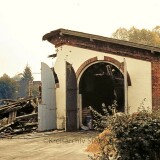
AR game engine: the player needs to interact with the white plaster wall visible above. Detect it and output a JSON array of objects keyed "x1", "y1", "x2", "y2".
[
  {"x1": 54, "y1": 48, "x2": 66, "y2": 129},
  {"x1": 126, "y1": 59, "x2": 152, "y2": 113},
  {"x1": 54, "y1": 45, "x2": 152, "y2": 128}
]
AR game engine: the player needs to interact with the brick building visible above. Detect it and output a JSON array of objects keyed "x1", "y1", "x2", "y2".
[{"x1": 41, "y1": 28, "x2": 160, "y2": 131}]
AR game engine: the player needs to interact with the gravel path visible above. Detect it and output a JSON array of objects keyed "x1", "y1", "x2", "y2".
[{"x1": 0, "y1": 130, "x2": 99, "y2": 160}]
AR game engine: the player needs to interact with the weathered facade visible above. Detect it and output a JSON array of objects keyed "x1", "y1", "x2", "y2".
[{"x1": 42, "y1": 28, "x2": 160, "y2": 130}]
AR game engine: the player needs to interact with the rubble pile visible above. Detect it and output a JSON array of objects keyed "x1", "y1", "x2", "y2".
[{"x1": 0, "y1": 97, "x2": 39, "y2": 137}]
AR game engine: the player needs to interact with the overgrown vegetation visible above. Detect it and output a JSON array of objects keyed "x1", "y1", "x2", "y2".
[{"x1": 88, "y1": 100, "x2": 160, "y2": 160}]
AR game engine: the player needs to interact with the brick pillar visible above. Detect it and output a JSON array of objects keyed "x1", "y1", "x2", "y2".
[{"x1": 152, "y1": 61, "x2": 160, "y2": 110}]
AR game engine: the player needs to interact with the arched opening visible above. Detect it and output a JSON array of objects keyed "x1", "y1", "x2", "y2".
[{"x1": 79, "y1": 62, "x2": 124, "y2": 125}]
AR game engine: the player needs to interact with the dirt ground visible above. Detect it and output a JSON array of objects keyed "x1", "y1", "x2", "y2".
[{"x1": 0, "y1": 130, "x2": 99, "y2": 160}]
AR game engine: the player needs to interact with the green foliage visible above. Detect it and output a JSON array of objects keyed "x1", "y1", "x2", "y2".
[
  {"x1": 89, "y1": 102, "x2": 160, "y2": 160},
  {"x1": 0, "y1": 74, "x2": 17, "y2": 99},
  {"x1": 21, "y1": 64, "x2": 34, "y2": 82},
  {"x1": 19, "y1": 64, "x2": 34, "y2": 97},
  {"x1": 89, "y1": 101, "x2": 118, "y2": 131},
  {"x1": 112, "y1": 26, "x2": 160, "y2": 47},
  {"x1": 111, "y1": 110, "x2": 160, "y2": 160}
]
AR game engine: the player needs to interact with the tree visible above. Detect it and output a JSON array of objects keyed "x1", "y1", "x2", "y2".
[
  {"x1": 112, "y1": 27, "x2": 129, "y2": 41},
  {"x1": 152, "y1": 26, "x2": 160, "y2": 37},
  {"x1": 0, "y1": 74, "x2": 17, "y2": 99},
  {"x1": 13, "y1": 73, "x2": 22, "y2": 81},
  {"x1": 21, "y1": 64, "x2": 34, "y2": 81},
  {"x1": 19, "y1": 64, "x2": 34, "y2": 97},
  {"x1": 112, "y1": 26, "x2": 160, "y2": 47}
]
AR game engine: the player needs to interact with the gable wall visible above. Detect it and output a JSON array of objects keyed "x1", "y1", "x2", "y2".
[{"x1": 52, "y1": 34, "x2": 160, "y2": 111}]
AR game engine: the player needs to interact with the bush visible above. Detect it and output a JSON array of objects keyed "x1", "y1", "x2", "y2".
[
  {"x1": 113, "y1": 110, "x2": 160, "y2": 160},
  {"x1": 88, "y1": 103, "x2": 160, "y2": 160}
]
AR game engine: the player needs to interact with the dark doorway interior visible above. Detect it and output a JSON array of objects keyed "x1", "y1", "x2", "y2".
[{"x1": 79, "y1": 62, "x2": 124, "y2": 123}]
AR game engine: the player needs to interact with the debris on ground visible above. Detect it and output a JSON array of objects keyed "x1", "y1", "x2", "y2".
[{"x1": 0, "y1": 97, "x2": 40, "y2": 138}]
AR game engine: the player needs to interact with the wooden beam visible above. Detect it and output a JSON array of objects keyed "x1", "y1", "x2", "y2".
[{"x1": 16, "y1": 113, "x2": 37, "y2": 121}]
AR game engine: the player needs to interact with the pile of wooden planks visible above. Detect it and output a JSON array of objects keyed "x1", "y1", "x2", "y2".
[{"x1": 0, "y1": 97, "x2": 39, "y2": 137}]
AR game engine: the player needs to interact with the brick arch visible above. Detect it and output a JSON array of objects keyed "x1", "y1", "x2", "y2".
[
  {"x1": 76, "y1": 56, "x2": 131, "y2": 86},
  {"x1": 104, "y1": 56, "x2": 131, "y2": 86},
  {"x1": 76, "y1": 57, "x2": 98, "y2": 78}
]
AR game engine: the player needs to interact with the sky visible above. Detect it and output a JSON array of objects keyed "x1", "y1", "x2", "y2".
[{"x1": 0, "y1": 0, "x2": 160, "y2": 80}]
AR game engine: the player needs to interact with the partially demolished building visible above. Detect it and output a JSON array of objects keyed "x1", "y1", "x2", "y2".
[{"x1": 39, "y1": 28, "x2": 160, "y2": 131}]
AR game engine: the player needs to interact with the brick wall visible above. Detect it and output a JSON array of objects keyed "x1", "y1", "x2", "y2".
[
  {"x1": 53, "y1": 34, "x2": 160, "y2": 62},
  {"x1": 152, "y1": 61, "x2": 160, "y2": 110}
]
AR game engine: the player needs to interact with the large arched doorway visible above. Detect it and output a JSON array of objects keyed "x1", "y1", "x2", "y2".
[{"x1": 79, "y1": 62, "x2": 124, "y2": 125}]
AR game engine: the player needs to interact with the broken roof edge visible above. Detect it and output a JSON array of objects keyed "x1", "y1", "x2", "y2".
[{"x1": 43, "y1": 28, "x2": 160, "y2": 53}]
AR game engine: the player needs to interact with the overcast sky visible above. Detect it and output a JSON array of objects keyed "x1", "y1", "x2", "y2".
[{"x1": 0, "y1": 0, "x2": 160, "y2": 80}]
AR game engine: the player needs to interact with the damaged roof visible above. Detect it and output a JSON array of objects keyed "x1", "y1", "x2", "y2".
[{"x1": 43, "y1": 28, "x2": 160, "y2": 54}]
